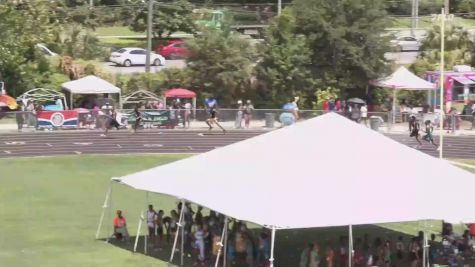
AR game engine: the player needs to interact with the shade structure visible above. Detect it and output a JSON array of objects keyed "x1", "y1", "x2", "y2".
[
  {"x1": 372, "y1": 66, "x2": 436, "y2": 90},
  {"x1": 61, "y1": 75, "x2": 121, "y2": 94},
  {"x1": 164, "y1": 88, "x2": 196, "y2": 98},
  {"x1": 61, "y1": 75, "x2": 121, "y2": 109},
  {"x1": 117, "y1": 113, "x2": 475, "y2": 229}
]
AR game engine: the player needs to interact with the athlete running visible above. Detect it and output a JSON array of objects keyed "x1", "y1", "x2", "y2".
[
  {"x1": 205, "y1": 106, "x2": 226, "y2": 133},
  {"x1": 132, "y1": 106, "x2": 142, "y2": 133},
  {"x1": 409, "y1": 116, "x2": 422, "y2": 148},
  {"x1": 422, "y1": 120, "x2": 438, "y2": 148}
]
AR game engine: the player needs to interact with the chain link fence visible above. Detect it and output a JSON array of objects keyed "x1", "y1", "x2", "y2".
[{"x1": 1, "y1": 109, "x2": 475, "y2": 134}]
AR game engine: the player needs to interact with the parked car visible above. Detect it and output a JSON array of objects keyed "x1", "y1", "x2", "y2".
[
  {"x1": 390, "y1": 36, "x2": 422, "y2": 52},
  {"x1": 109, "y1": 47, "x2": 166, "y2": 67},
  {"x1": 156, "y1": 40, "x2": 191, "y2": 59},
  {"x1": 36, "y1": 44, "x2": 58, "y2": 57}
]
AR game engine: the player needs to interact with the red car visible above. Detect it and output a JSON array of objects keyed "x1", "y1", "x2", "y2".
[{"x1": 156, "y1": 40, "x2": 191, "y2": 59}]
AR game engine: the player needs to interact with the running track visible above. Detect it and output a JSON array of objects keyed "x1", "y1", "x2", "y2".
[{"x1": 0, "y1": 129, "x2": 474, "y2": 159}]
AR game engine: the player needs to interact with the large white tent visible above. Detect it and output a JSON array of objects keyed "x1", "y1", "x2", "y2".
[
  {"x1": 61, "y1": 75, "x2": 121, "y2": 108},
  {"x1": 100, "y1": 113, "x2": 475, "y2": 266},
  {"x1": 371, "y1": 66, "x2": 436, "y2": 123}
]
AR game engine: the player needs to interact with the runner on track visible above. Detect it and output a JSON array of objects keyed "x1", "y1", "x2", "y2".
[
  {"x1": 409, "y1": 115, "x2": 422, "y2": 148},
  {"x1": 205, "y1": 106, "x2": 226, "y2": 133},
  {"x1": 422, "y1": 120, "x2": 438, "y2": 148}
]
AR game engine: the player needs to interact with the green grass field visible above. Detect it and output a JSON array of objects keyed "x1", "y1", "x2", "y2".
[
  {"x1": 390, "y1": 17, "x2": 475, "y2": 29},
  {"x1": 0, "y1": 155, "x2": 473, "y2": 267}
]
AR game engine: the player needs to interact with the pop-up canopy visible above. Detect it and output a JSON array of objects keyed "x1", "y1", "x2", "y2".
[
  {"x1": 163, "y1": 88, "x2": 196, "y2": 110},
  {"x1": 371, "y1": 66, "x2": 436, "y2": 123},
  {"x1": 61, "y1": 75, "x2": 121, "y2": 108}
]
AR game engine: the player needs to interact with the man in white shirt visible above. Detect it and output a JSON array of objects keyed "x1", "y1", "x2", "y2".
[
  {"x1": 147, "y1": 205, "x2": 157, "y2": 245},
  {"x1": 360, "y1": 105, "x2": 368, "y2": 126}
]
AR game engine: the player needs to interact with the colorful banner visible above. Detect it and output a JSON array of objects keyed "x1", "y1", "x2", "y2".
[{"x1": 37, "y1": 111, "x2": 78, "y2": 128}]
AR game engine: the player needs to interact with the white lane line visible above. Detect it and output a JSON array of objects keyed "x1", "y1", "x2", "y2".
[
  {"x1": 46, "y1": 143, "x2": 53, "y2": 147},
  {"x1": 197, "y1": 133, "x2": 204, "y2": 136},
  {"x1": 117, "y1": 144, "x2": 122, "y2": 148},
  {"x1": 143, "y1": 144, "x2": 163, "y2": 147},
  {"x1": 4, "y1": 151, "x2": 11, "y2": 154},
  {"x1": 74, "y1": 151, "x2": 82, "y2": 155},
  {"x1": 73, "y1": 142, "x2": 93, "y2": 145},
  {"x1": 188, "y1": 146, "x2": 193, "y2": 150},
  {"x1": 4, "y1": 141, "x2": 25, "y2": 145}
]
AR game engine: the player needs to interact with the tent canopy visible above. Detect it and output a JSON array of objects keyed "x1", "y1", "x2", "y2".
[
  {"x1": 61, "y1": 75, "x2": 121, "y2": 94},
  {"x1": 121, "y1": 90, "x2": 161, "y2": 108},
  {"x1": 164, "y1": 88, "x2": 196, "y2": 98},
  {"x1": 372, "y1": 66, "x2": 436, "y2": 90},
  {"x1": 117, "y1": 113, "x2": 475, "y2": 229}
]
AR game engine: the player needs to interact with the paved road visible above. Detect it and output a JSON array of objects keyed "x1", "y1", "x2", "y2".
[
  {"x1": 100, "y1": 60, "x2": 186, "y2": 75},
  {"x1": 385, "y1": 51, "x2": 419, "y2": 65},
  {"x1": 0, "y1": 130, "x2": 474, "y2": 159}
]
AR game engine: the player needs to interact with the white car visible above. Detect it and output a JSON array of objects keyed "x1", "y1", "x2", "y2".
[
  {"x1": 390, "y1": 36, "x2": 422, "y2": 52},
  {"x1": 36, "y1": 44, "x2": 58, "y2": 57},
  {"x1": 109, "y1": 47, "x2": 166, "y2": 67}
]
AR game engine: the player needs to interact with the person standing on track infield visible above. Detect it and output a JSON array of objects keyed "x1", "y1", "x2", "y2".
[
  {"x1": 205, "y1": 106, "x2": 226, "y2": 133},
  {"x1": 409, "y1": 115, "x2": 422, "y2": 148}
]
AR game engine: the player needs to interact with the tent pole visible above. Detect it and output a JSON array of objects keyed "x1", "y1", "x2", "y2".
[
  {"x1": 144, "y1": 192, "x2": 149, "y2": 255},
  {"x1": 269, "y1": 226, "x2": 277, "y2": 267},
  {"x1": 392, "y1": 90, "x2": 397, "y2": 124},
  {"x1": 193, "y1": 97, "x2": 196, "y2": 120},
  {"x1": 169, "y1": 199, "x2": 185, "y2": 264},
  {"x1": 223, "y1": 220, "x2": 228, "y2": 267},
  {"x1": 423, "y1": 220, "x2": 429, "y2": 267},
  {"x1": 214, "y1": 217, "x2": 229, "y2": 267},
  {"x1": 105, "y1": 180, "x2": 114, "y2": 243},
  {"x1": 95, "y1": 181, "x2": 112, "y2": 239},
  {"x1": 349, "y1": 224, "x2": 354, "y2": 267},
  {"x1": 70, "y1": 93, "x2": 73, "y2": 109},
  {"x1": 181, "y1": 212, "x2": 184, "y2": 267},
  {"x1": 133, "y1": 211, "x2": 144, "y2": 253}
]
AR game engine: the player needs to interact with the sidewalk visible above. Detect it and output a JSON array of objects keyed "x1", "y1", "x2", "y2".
[{"x1": 2, "y1": 120, "x2": 475, "y2": 136}]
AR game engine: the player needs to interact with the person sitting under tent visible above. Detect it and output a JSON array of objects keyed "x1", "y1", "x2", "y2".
[{"x1": 113, "y1": 210, "x2": 129, "y2": 241}]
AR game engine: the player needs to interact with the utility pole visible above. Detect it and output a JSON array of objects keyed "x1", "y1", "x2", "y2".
[
  {"x1": 145, "y1": 0, "x2": 153, "y2": 73},
  {"x1": 444, "y1": 0, "x2": 449, "y2": 14},
  {"x1": 89, "y1": 0, "x2": 93, "y2": 8},
  {"x1": 411, "y1": 0, "x2": 416, "y2": 37},
  {"x1": 415, "y1": 0, "x2": 419, "y2": 29},
  {"x1": 277, "y1": 0, "x2": 282, "y2": 15}
]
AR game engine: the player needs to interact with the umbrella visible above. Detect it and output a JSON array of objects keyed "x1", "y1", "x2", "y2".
[
  {"x1": 282, "y1": 103, "x2": 296, "y2": 111},
  {"x1": 0, "y1": 94, "x2": 18, "y2": 110},
  {"x1": 347, "y1": 98, "x2": 366, "y2": 105}
]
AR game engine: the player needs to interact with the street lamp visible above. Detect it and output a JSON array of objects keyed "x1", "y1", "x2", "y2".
[{"x1": 432, "y1": 9, "x2": 454, "y2": 159}]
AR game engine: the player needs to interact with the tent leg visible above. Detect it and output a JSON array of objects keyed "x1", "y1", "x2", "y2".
[
  {"x1": 144, "y1": 192, "x2": 149, "y2": 255},
  {"x1": 192, "y1": 97, "x2": 196, "y2": 120},
  {"x1": 96, "y1": 180, "x2": 112, "y2": 239},
  {"x1": 133, "y1": 211, "x2": 144, "y2": 253},
  {"x1": 181, "y1": 214, "x2": 184, "y2": 267},
  {"x1": 349, "y1": 224, "x2": 354, "y2": 267},
  {"x1": 214, "y1": 217, "x2": 229, "y2": 267},
  {"x1": 392, "y1": 90, "x2": 397, "y2": 124},
  {"x1": 223, "y1": 220, "x2": 228, "y2": 267},
  {"x1": 105, "y1": 181, "x2": 114, "y2": 243},
  {"x1": 423, "y1": 220, "x2": 430, "y2": 267},
  {"x1": 169, "y1": 199, "x2": 185, "y2": 264},
  {"x1": 269, "y1": 226, "x2": 277, "y2": 267}
]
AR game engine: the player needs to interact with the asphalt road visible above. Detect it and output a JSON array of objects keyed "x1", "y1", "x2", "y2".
[
  {"x1": 0, "y1": 130, "x2": 474, "y2": 159},
  {"x1": 100, "y1": 59, "x2": 186, "y2": 74},
  {"x1": 385, "y1": 51, "x2": 419, "y2": 65}
]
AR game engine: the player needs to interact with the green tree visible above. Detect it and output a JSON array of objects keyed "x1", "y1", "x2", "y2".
[
  {"x1": 186, "y1": 28, "x2": 255, "y2": 106},
  {"x1": 291, "y1": 0, "x2": 390, "y2": 94},
  {"x1": 0, "y1": 1, "x2": 60, "y2": 96},
  {"x1": 129, "y1": 0, "x2": 196, "y2": 38},
  {"x1": 255, "y1": 9, "x2": 316, "y2": 108}
]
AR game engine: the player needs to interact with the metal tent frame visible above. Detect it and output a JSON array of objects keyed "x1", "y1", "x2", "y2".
[
  {"x1": 121, "y1": 90, "x2": 162, "y2": 109},
  {"x1": 17, "y1": 88, "x2": 68, "y2": 109}
]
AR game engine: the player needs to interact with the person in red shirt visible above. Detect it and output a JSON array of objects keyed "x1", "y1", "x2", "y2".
[{"x1": 113, "y1": 210, "x2": 129, "y2": 241}]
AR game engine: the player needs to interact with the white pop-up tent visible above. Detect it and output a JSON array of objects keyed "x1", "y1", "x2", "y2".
[
  {"x1": 61, "y1": 75, "x2": 122, "y2": 108},
  {"x1": 97, "y1": 113, "x2": 475, "y2": 266},
  {"x1": 371, "y1": 66, "x2": 436, "y2": 123}
]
